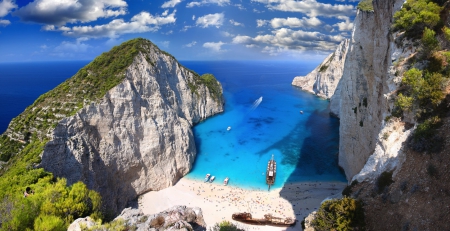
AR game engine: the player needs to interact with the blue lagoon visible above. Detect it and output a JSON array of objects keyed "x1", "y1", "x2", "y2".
[{"x1": 181, "y1": 61, "x2": 346, "y2": 190}]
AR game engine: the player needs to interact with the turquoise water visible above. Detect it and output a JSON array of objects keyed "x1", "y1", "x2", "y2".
[{"x1": 181, "y1": 61, "x2": 346, "y2": 190}]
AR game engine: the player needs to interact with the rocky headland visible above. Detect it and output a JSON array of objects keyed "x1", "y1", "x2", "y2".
[{"x1": 0, "y1": 38, "x2": 224, "y2": 217}]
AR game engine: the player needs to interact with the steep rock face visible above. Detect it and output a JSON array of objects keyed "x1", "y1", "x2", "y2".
[
  {"x1": 338, "y1": 0, "x2": 405, "y2": 181},
  {"x1": 40, "y1": 41, "x2": 224, "y2": 214},
  {"x1": 292, "y1": 39, "x2": 349, "y2": 117}
]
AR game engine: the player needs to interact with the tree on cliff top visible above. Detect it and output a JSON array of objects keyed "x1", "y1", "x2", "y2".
[
  {"x1": 312, "y1": 197, "x2": 365, "y2": 231},
  {"x1": 393, "y1": 0, "x2": 442, "y2": 38}
]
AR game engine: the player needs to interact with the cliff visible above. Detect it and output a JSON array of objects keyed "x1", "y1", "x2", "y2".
[
  {"x1": 294, "y1": 0, "x2": 408, "y2": 182},
  {"x1": 2, "y1": 38, "x2": 224, "y2": 215},
  {"x1": 292, "y1": 39, "x2": 349, "y2": 117}
]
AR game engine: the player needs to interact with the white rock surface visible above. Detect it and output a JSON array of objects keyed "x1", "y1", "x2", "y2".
[
  {"x1": 352, "y1": 119, "x2": 412, "y2": 183},
  {"x1": 40, "y1": 43, "x2": 224, "y2": 214},
  {"x1": 338, "y1": 0, "x2": 406, "y2": 181},
  {"x1": 292, "y1": 39, "x2": 349, "y2": 117}
]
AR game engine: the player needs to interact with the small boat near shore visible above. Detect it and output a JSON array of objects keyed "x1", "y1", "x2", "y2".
[
  {"x1": 227, "y1": 126, "x2": 231, "y2": 131},
  {"x1": 204, "y1": 174, "x2": 211, "y2": 182},
  {"x1": 223, "y1": 177, "x2": 229, "y2": 186},
  {"x1": 232, "y1": 212, "x2": 295, "y2": 227},
  {"x1": 266, "y1": 154, "x2": 276, "y2": 191},
  {"x1": 209, "y1": 176, "x2": 215, "y2": 183}
]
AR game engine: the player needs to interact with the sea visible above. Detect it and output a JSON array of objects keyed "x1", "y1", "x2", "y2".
[{"x1": 0, "y1": 60, "x2": 346, "y2": 190}]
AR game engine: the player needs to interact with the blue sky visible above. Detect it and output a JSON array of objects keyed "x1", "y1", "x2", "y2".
[{"x1": 0, "y1": 0, "x2": 360, "y2": 62}]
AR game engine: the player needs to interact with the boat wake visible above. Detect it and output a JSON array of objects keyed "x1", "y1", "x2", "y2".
[{"x1": 251, "y1": 96, "x2": 263, "y2": 110}]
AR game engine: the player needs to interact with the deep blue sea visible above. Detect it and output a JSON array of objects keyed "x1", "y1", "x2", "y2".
[{"x1": 0, "y1": 61, "x2": 346, "y2": 190}]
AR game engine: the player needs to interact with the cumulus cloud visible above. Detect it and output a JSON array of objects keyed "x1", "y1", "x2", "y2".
[
  {"x1": 232, "y1": 28, "x2": 344, "y2": 54},
  {"x1": 196, "y1": 13, "x2": 224, "y2": 28},
  {"x1": 333, "y1": 16, "x2": 353, "y2": 31},
  {"x1": 162, "y1": 0, "x2": 183, "y2": 8},
  {"x1": 59, "y1": 10, "x2": 176, "y2": 38},
  {"x1": 256, "y1": 19, "x2": 268, "y2": 27},
  {"x1": 252, "y1": 0, "x2": 354, "y2": 18},
  {"x1": 270, "y1": 17, "x2": 322, "y2": 29},
  {"x1": 13, "y1": 0, "x2": 127, "y2": 26},
  {"x1": 0, "y1": 19, "x2": 10, "y2": 26},
  {"x1": 187, "y1": 0, "x2": 230, "y2": 8},
  {"x1": 0, "y1": 0, "x2": 17, "y2": 17},
  {"x1": 203, "y1": 41, "x2": 226, "y2": 52},
  {"x1": 229, "y1": 19, "x2": 243, "y2": 26},
  {"x1": 184, "y1": 41, "x2": 197, "y2": 47}
]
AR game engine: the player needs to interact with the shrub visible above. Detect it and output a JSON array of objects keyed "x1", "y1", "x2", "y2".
[
  {"x1": 34, "y1": 215, "x2": 66, "y2": 231},
  {"x1": 209, "y1": 220, "x2": 244, "y2": 231},
  {"x1": 422, "y1": 27, "x2": 440, "y2": 56},
  {"x1": 443, "y1": 26, "x2": 450, "y2": 42},
  {"x1": 357, "y1": 0, "x2": 373, "y2": 12},
  {"x1": 312, "y1": 197, "x2": 365, "y2": 231},
  {"x1": 395, "y1": 93, "x2": 414, "y2": 112},
  {"x1": 393, "y1": 0, "x2": 442, "y2": 37},
  {"x1": 377, "y1": 171, "x2": 394, "y2": 194}
]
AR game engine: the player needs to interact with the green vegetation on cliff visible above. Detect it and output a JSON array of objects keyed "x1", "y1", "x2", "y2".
[
  {"x1": 312, "y1": 197, "x2": 365, "y2": 231},
  {"x1": 392, "y1": 0, "x2": 449, "y2": 151},
  {"x1": 357, "y1": 0, "x2": 373, "y2": 12}
]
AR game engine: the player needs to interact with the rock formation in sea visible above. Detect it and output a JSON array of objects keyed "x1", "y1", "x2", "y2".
[
  {"x1": 293, "y1": 0, "x2": 411, "y2": 182},
  {"x1": 292, "y1": 39, "x2": 349, "y2": 117},
  {"x1": 2, "y1": 38, "x2": 224, "y2": 215}
]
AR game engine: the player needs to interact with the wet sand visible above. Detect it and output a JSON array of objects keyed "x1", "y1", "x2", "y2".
[{"x1": 139, "y1": 178, "x2": 346, "y2": 230}]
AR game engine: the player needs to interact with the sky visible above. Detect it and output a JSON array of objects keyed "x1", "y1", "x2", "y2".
[{"x1": 0, "y1": 0, "x2": 360, "y2": 62}]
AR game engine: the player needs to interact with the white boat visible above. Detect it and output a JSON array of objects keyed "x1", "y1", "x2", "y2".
[
  {"x1": 300, "y1": 111, "x2": 303, "y2": 114},
  {"x1": 204, "y1": 174, "x2": 211, "y2": 182},
  {"x1": 224, "y1": 177, "x2": 229, "y2": 186},
  {"x1": 227, "y1": 126, "x2": 231, "y2": 131},
  {"x1": 209, "y1": 176, "x2": 215, "y2": 183}
]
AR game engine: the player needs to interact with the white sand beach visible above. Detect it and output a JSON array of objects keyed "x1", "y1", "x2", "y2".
[{"x1": 139, "y1": 178, "x2": 346, "y2": 230}]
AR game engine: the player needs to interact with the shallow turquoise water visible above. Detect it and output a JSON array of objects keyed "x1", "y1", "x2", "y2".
[{"x1": 181, "y1": 61, "x2": 346, "y2": 190}]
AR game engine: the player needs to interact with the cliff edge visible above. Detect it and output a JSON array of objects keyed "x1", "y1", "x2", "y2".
[{"x1": 292, "y1": 39, "x2": 349, "y2": 117}]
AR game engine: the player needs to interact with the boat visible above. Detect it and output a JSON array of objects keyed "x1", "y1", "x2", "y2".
[
  {"x1": 300, "y1": 110, "x2": 304, "y2": 114},
  {"x1": 227, "y1": 126, "x2": 231, "y2": 131},
  {"x1": 232, "y1": 212, "x2": 295, "y2": 227},
  {"x1": 204, "y1": 173, "x2": 211, "y2": 182},
  {"x1": 223, "y1": 177, "x2": 229, "y2": 186},
  {"x1": 209, "y1": 176, "x2": 215, "y2": 183},
  {"x1": 266, "y1": 154, "x2": 276, "y2": 191}
]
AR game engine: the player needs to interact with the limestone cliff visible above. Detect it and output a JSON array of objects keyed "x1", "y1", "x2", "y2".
[
  {"x1": 32, "y1": 38, "x2": 224, "y2": 214},
  {"x1": 292, "y1": 39, "x2": 349, "y2": 117},
  {"x1": 293, "y1": 0, "x2": 412, "y2": 182},
  {"x1": 338, "y1": 0, "x2": 407, "y2": 181}
]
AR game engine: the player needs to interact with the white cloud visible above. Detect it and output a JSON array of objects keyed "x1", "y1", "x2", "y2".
[
  {"x1": 61, "y1": 11, "x2": 176, "y2": 38},
  {"x1": 229, "y1": 19, "x2": 243, "y2": 27},
  {"x1": 162, "y1": 0, "x2": 183, "y2": 8},
  {"x1": 181, "y1": 25, "x2": 192, "y2": 32},
  {"x1": 196, "y1": 13, "x2": 224, "y2": 28},
  {"x1": 203, "y1": 41, "x2": 226, "y2": 52},
  {"x1": 192, "y1": 15, "x2": 195, "y2": 20},
  {"x1": 161, "y1": 41, "x2": 170, "y2": 48},
  {"x1": 0, "y1": 0, "x2": 16, "y2": 17},
  {"x1": 13, "y1": 0, "x2": 127, "y2": 26},
  {"x1": 40, "y1": 44, "x2": 48, "y2": 49},
  {"x1": 187, "y1": 0, "x2": 230, "y2": 7},
  {"x1": 251, "y1": 0, "x2": 355, "y2": 18},
  {"x1": 235, "y1": 4, "x2": 246, "y2": 10},
  {"x1": 270, "y1": 17, "x2": 322, "y2": 29},
  {"x1": 0, "y1": 19, "x2": 10, "y2": 26},
  {"x1": 256, "y1": 19, "x2": 268, "y2": 27},
  {"x1": 54, "y1": 39, "x2": 91, "y2": 53},
  {"x1": 333, "y1": 16, "x2": 353, "y2": 31},
  {"x1": 184, "y1": 41, "x2": 197, "y2": 47},
  {"x1": 232, "y1": 28, "x2": 344, "y2": 53},
  {"x1": 221, "y1": 31, "x2": 234, "y2": 37}
]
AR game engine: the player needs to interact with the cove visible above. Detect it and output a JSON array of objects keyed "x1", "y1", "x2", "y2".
[{"x1": 181, "y1": 61, "x2": 347, "y2": 190}]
